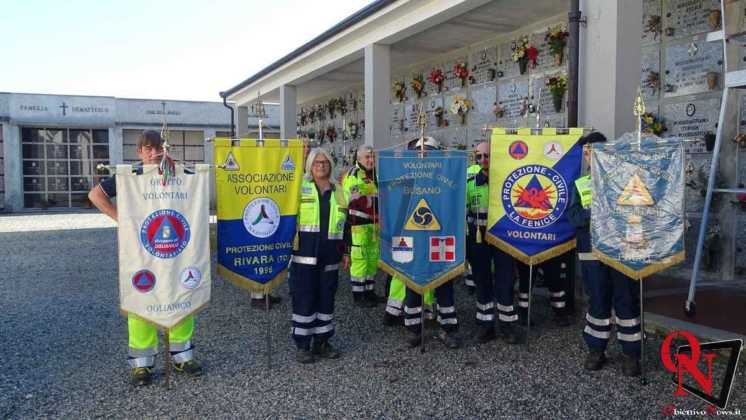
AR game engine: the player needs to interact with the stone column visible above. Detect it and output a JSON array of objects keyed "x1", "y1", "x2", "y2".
[
  {"x1": 364, "y1": 43, "x2": 391, "y2": 148},
  {"x1": 236, "y1": 105, "x2": 249, "y2": 137},
  {"x1": 108, "y1": 127, "x2": 123, "y2": 164},
  {"x1": 3, "y1": 123, "x2": 22, "y2": 211},
  {"x1": 578, "y1": 0, "x2": 643, "y2": 138},
  {"x1": 280, "y1": 85, "x2": 297, "y2": 139}
]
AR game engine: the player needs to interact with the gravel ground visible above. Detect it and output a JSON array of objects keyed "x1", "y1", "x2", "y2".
[{"x1": 1, "y1": 214, "x2": 744, "y2": 419}]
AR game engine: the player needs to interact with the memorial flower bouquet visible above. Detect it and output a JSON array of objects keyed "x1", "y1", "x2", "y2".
[
  {"x1": 392, "y1": 80, "x2": 406, "y2": 102},
  {"x1": 545, "y1": 25, "x2": 569, "y2": 66},
  {"x1": 326, "y1": 126, "x2": 337, "y2": 143},
  {"x1": 641, "y1": 112, "x2": 667, "y2": 135},
  {"x1": 411, "y1": 73, "x2": 426, "y2": 98},
  {"x1": 546, "y1": 75, "x2": 567, "y2": 112},
  {"x1": 327, "y1": 98, "x2": 340, "y2": 119},
  {"x1": 428, "y1": 68, "x2": 445, "y2": 92},
  {"x1": 512, "y1": 36, "x2": 538, "y2": 74},
  {"x1": 644, "y1": 15, "x2": 662, "y2": 40},
  {"x1": 337, "y1": 96, "x2": 347, "y2": 116},
  {"x1": 644, "y1": 71, "x2": 660, "y2": 93},
  {"x1": 453, "y1": 62, "x2": 469, "y2": 87},
  {"x1": 449, "y1": 96, "x2": 472, "y2": 125},
  {"x1": 493, "y1": 102, "x2": 505, "y2": 119},
  {"x1": 434, "y1": 106, "x2": 447, "y2": 127}
]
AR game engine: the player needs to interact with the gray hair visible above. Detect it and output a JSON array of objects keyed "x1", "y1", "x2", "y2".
[
  {"x1": 357, "y1": 144, "x2": 374, "y2": 156},
  {"x1": 305, "y1": 147, "x2": 337, "y2": 183}
]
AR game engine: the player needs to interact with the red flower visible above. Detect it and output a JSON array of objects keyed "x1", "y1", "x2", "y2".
[{"x1": 526, "y1": 46, "x2": 539, "y2": 67}]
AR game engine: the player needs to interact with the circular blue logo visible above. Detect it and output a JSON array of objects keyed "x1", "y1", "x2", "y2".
[
  {"x1": 140, "y1": 209, "x2": 191, "y2": 258},
  {"x1": 501, "y1": 165, "x2": 568, "y2": 229}
]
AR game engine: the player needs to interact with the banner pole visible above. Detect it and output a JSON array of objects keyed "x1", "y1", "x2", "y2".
[
  {"x1": 640, "y1": 277, "x2": 647, "y2": 385},
  {"x1": 526, "y1": 264, "x2": 533, "y2": 351},
  {"x1": 420, "y1": 305, "x2": 426, "y2": 353},
  {"x1": 164, "y1": 329, "x2": 172, "y2": 389},
  {"x1": 266, "y1": 292, "x2": 272, "y2": 370}
]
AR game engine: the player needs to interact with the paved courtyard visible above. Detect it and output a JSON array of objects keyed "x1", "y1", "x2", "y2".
[{"x1": 0, "y1": 214, "x2": 743, "y2": 419}]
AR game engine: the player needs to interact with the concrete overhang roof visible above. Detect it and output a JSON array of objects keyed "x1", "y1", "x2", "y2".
[{"x1": 223, "y1": 0, "x2": 569, "y2": 106}]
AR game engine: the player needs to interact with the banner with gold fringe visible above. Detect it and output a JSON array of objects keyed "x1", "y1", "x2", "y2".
[
  {"x1": 377, "y1": 149, "x2": 467, "y2": 294},
  {"x1": 486, "y1": 128, "x2": 583, "y2": 265},
  {"x1": 215, "y1": 138, "x2": 303, "y2": 292},
  {"x1": 590, "y1": 133, "x2": 685, "y2": 280}
]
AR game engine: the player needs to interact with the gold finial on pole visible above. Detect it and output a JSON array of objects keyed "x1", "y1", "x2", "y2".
[
  {"x1": 633, "y1": 88, "x2": 646, "y2": 151},
  {"x1": 416, "y1": 102, "x2": 427, "y2": 154}
]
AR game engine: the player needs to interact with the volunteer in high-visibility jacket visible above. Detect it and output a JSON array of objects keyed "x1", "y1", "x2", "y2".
[
  {"x1": 464, "y1": 163, "x2": 481, "y2": 293},
  {"x1": 88, "y1": 130, "x2": 202, "y2": 386},
  {"x1": 567, "y1": 132, "x2": 641, "y2": 377},
  {"x1": 290, "y1": 147, "x2": 347, "y2": 364},
  {"x1": 467, "y1": 141, "x2": 520, "y2": 344},
  {"x1": 342, "y1": 145, "x2": 382, "y2": 307}
]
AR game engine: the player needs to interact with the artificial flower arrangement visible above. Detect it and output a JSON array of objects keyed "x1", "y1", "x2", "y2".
[
  {"x1": 449, "y1": 96, "x2": 472, "y2": 125},
  {"x1": 347, "y1": 121, "x2": 359, "y2": 139},
  {"x1": 493, "y1": 102, "x2": 505, "y2": 119},
  {"x1": 545, "y1": 25, "x2": 569, "y2": 66},
  {"x1": 641, "y1": 112, "x2": 667, "y2": 136},
  {"x1": 512, "y1": 36, "x2": 538, "y2": 74},
  {"x1": 337, "y1": 96, "x2": 347, "y2": 116},
  {"x1": 411, "y1": 74, "x2": 426, "y2": 98},
  {"x1": 644, "y1": 71, "x2": 660, "y2": 93},
  {"x1": 434, "y1": 106, "x2": 447, "y2": 127},
  {"x1": 546, "y1": 75, "x2": 568, "y2": 112},
  {"x1": 327, "y1": 98, "x2": 340, "y2": 119},
  {"x1": 299, "y1": 108, "x2": 308, "y2": 126},
  {"x1": 428, "y1": 68, "x2": 445, "y2": 92},
  {"x1": 644, "y1": 15, "x2": 662, "y2": 40},
  {"x1": 326, "y1": 126, "x2": 337, "y2": 143},
  {"x1": 392, "y1": 80, "x2": 407, "y2": 102},
  {"x1": 453, "y1": 62, "x2": 470, "y2": 87}
]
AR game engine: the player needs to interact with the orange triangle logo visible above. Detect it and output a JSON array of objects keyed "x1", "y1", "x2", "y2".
[{"x1": 617, "y1": 174, "x2": 654, "y2": 206}]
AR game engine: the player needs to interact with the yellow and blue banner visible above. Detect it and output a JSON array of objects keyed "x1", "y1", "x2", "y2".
[
  {"x1": 591, "y1": 135, "x2": 685, "y2": 279},
  {"x1": 378, "y1": 149, "x2": 467, "y2": 294},
  {"x1": 486, "y1": 128, "x2": 583, "y2": 264},
  {"x1": 215, "y1": 138, "x2": 303, "y2": 292}
]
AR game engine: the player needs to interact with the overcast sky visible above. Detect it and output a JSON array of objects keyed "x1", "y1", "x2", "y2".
[{"x1": 0, "y1": 0, "x2": 371, "y2": 102}]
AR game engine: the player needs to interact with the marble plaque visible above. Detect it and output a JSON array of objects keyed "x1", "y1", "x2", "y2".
[
  {"x1": 470, "y1": 47, "x2": 498, "y2": 85},
  {"x1": 661, "y1": 96, "x2": 720, "y2": 151},
  {"x1": 496, "y1": 41, "x2": 520, "y2": 80},
  {"x1": 496, "y1": 78, "x2": 530, "y2": 125},
  {"x1": 444, "y1": 55, "x2": 469, "y2": 93},
  {"x1": 681, "y1": 215, "x2": 721, "y2": 269},
  {"x1": 468, "y1": 127, "x2": 490, "y2": 149},
  {"x1": 531, "y1": 27, "x2": 566, "y2": 72},
  {"x1": 404, "y1": 101, "x2": 421, "y2": 134},
  {"x1": 642, "y1": 0, "x2": 663, "y2": 44},
  {"x1": 641, "y1": 46, "x2": 661, "y2": 102},
  {"x1": 663, "y1": 39, "x2": 722, "y2": 98},
  {"x1": 470, "y1": 84, "x2": 498, "y2": 126},
  {"x1": 441, "y1": 127, "x2": 468, "y2": 150},
  {"x1": 663, "y1": 0, "x2": 720, "y2": 41},
  {"x1": 424, "y1": 96, "x2": 444, "y2": 130},
  {"x1": 684, "y1": 156, "x2": 712, "y2": 213},
  {"x1": 737, "y1": 216, "x2": 746, "y2": 270},
  {"x1": 390, "y1": 104, "x2": 405, "y2": 136}
]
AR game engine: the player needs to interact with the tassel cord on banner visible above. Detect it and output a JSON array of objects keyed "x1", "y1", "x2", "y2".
[
  {"x1": 527, "y1": 264, "x2": 533, "y2": 351},
  {"x1": 640, "y1": 277, "x2": 647, "y2": 386},
  {"x1": 266, "y1": 292, "x2": 272, "y2": 370}
]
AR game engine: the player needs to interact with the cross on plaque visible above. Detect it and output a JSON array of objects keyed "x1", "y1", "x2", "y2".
[{"x1": 59, "y1": 102, "x2": 68, "y2": 116}]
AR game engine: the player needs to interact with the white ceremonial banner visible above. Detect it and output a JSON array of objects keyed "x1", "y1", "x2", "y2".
[{"x1": 116, "y1": 164, "x2": 211, "y2": 329}]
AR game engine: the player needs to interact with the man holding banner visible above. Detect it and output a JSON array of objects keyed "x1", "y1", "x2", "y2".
[
  {"x1": 468, "y1": 142, "x2": 519, "y2": 344},
  {"x1": 378, "y1": 137, "x2": 466, "y2": 349},
  {"x1": 89, "y1": 130, "x2": 207, "y2": 386}
]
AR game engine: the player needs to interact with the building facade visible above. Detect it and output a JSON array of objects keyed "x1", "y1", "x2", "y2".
[{"x1": 0, "y1": 92, "x2": 279, "y2": 211}]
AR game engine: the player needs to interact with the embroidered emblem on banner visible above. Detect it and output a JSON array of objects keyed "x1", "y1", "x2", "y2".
[
  {"x1": 132, "y1": 269, "x2": 156, "y2": 293},
  {"x1": 617, "y1": 174, "x2": 654, "y2": 206},
  {"x1": 180, "y1": 267, "x2": 202, "y2": 289},
  {"x1": 404, "y1": 198, "x2": 441, "y2": 231},
  {"x1": 242, "y1": 198, "x2": 280, "y2": 238},
  {"x1": 223, "y1": 152, "x2": 240, "y2": 171},
  {"x1": 543, "y1": 142, "x2": 563, "y2": 159},
  {"x1": 140, "y1": 209, "x2": 191, "y2": 258},
  {"x1": 509, "y1": 140, "x2": 529, "y2": 160},
  {"x1": 502, "y1": 165, "x2": 567, "y2": 229},
  {"x1": 392, "y1": 236, "x2": 414, "y2": 263},
  {"x1": 429, "y1": 236, "x2": 455, "y2": 262},
  {"x1": 281, "y1": 155, "x2": 296, "y2": 172}
]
